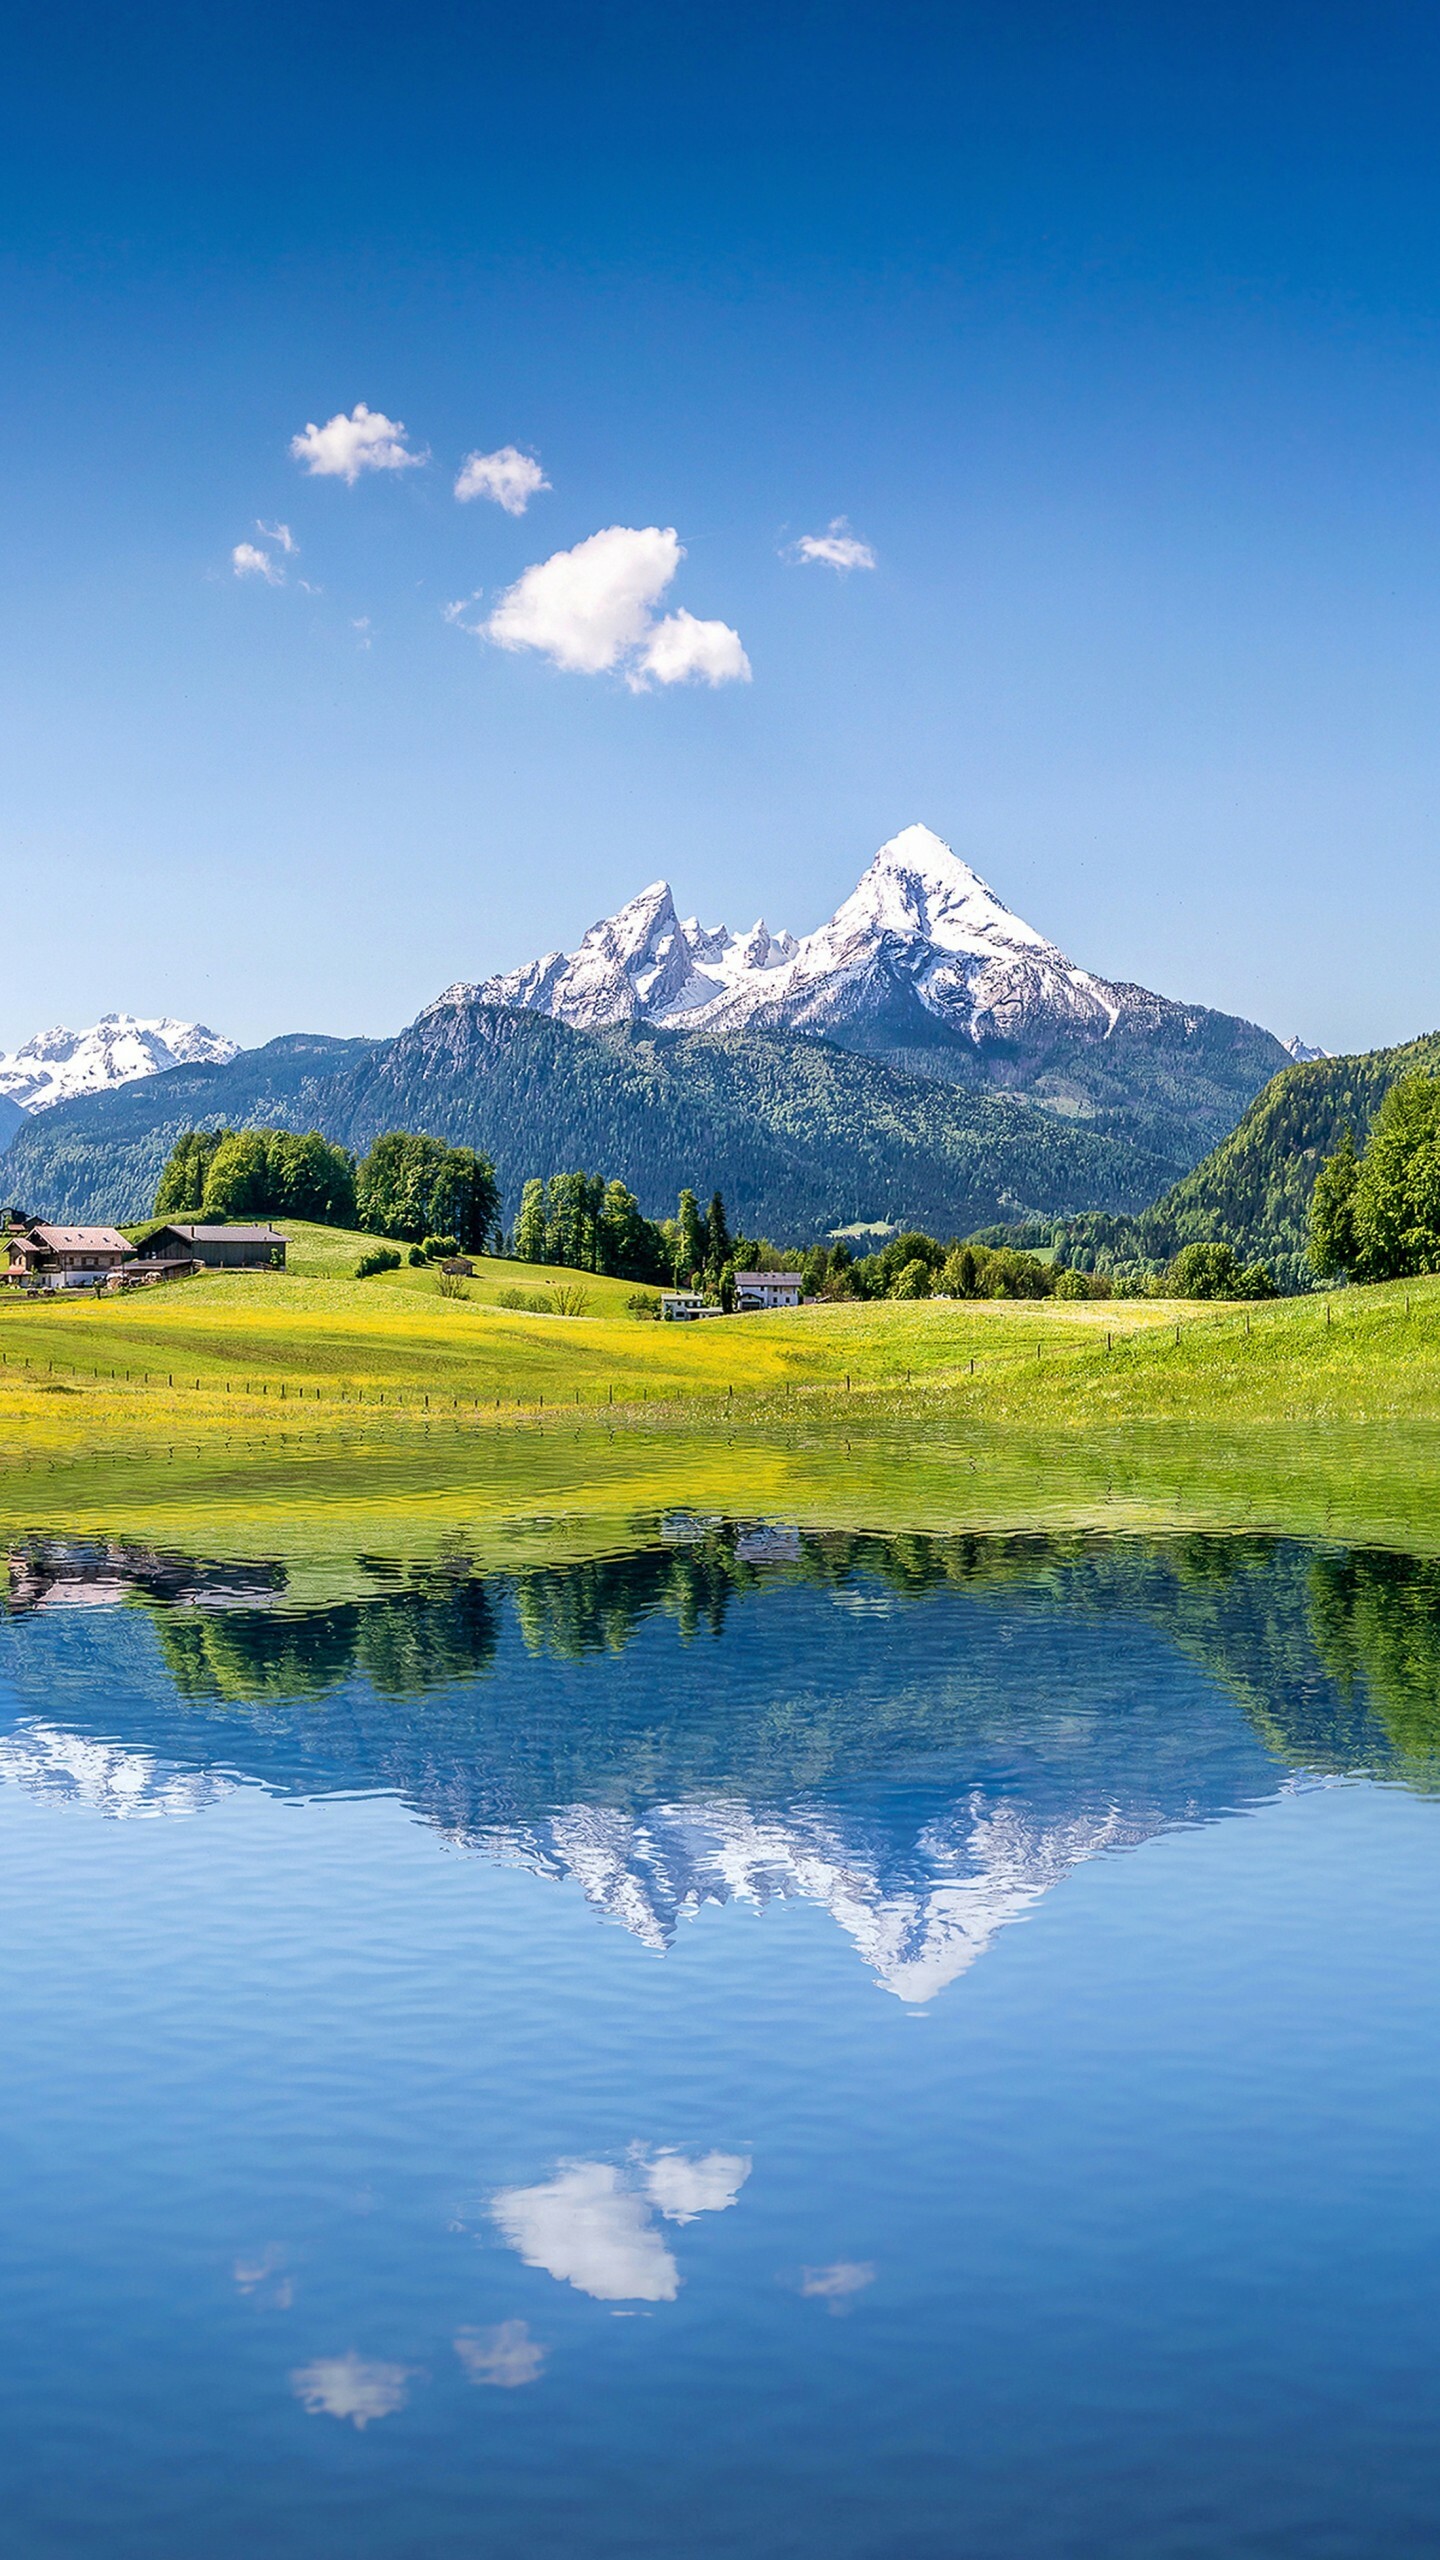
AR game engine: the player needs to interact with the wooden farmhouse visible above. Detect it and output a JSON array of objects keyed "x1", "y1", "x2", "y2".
[{"x1": 136, "y1": 1225, "x2": 287, "y2": 1271}]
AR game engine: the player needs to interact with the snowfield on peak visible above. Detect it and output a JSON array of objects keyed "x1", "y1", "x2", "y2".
[
  {"x1": 458, "y1": 825, "x2": 1143, "y2": 1049},
  {"x1": 0, "y1": 1014, "x2": 238, "y2": 1115}
]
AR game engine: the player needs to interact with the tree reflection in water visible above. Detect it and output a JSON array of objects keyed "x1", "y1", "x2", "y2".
[{"x1": 3, "y1": 1522, "x2": 1440, "y2": 1994}]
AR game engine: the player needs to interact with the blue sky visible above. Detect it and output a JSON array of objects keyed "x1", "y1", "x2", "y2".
[{"x1": 5, "y1": 1, "x2": 1440, "y2": 1055}]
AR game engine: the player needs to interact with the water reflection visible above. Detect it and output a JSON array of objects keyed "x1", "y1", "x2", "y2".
[
  {"x1": 454, "y1": 2321, "x2": 546, "y2": 2388},
  {"x1": 4, "y1": 1523, "x2": 1440, "y2": 1999},
  {"x1": 490, "y1": 2149, "x2": 749, "y2": 2304},
  {"x1": 290, "y1": 2351, "x2": 412, "y2": 2430},
  {"x1": 7, "y1": 1522, "x2": 1440, "y2": 2559}
]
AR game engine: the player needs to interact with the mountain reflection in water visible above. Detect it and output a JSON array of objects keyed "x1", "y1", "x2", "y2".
[{"x1": 2, "y1": 1523, "x2": 1438, "y2": 1999}]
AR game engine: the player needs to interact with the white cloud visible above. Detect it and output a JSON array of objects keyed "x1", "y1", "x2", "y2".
[
  {"x1": 789, "y1": 517, "x2": 876, "y2": 571},
  {"x1": 256, "y1": 520, "x2": 296, "y2": 553},
  {"x1": 290, "y1": 2352, "x2": 412, "y2": 2427},
  {"x1": 455, "y1": 445, "x2": 550, "y2": 513},
  {"x1": 481, "y1": 524, "x2": 749, "y2": 688},
  {"x1": 633, "y1": 608, "x2": 751, "y2": 690},
  {"x1": 487, "y1": 524, "x2": 680, "y2": 673},
  {"x1": 491, "y1": 2161, "x2": 679, "y2": 2301},
  {"x1": 454, "y1": 2321, "x2": 546, "y2": 2388},
  {"x1": 644, "y1": 2150, "x2": 751, "y2": 2223},
  {"x1": 232, "y1": 541, "x2": 282, "y2": 583},
  {"x1": 289, "y1": 402, "x2": 425, "y2": 483}
]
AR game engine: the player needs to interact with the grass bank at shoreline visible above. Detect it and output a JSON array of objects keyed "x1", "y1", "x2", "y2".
[{"x1": 2, "y1": 1228, "x2": 1440, "y2": 1565}]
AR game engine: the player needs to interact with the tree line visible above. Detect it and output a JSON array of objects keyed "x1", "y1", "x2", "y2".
[
  {"x1": 797, "y1": 1229, "x2": 1274, "y2": 1302},
  {"x1": 153, "y1": 1126, "x2": 500, "y2": 1253},
  {"x1": 512, "y1": 1175, "x2": 777, "y2": 1305},
  {"x1": 148, "y1": 1125, "x2": 1288, "y2": 1304}
]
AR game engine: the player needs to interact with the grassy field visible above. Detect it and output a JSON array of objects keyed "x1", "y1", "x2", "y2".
[
  {"x1": 4, "y1": 1222, "x2": 1177, "y2": 1410},
  {"x1": 2, "y1": 1224, "x2": 1440, "y2": 1568}
]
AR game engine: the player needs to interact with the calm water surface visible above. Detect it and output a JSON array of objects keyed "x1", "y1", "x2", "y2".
[{"x1": 4, "y1": 1521, "x2": 1440, "y2": 2558}]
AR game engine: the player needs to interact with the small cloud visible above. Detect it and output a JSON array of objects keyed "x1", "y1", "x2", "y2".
[
  {"x1": 632, "y1": 608, "x2": 750, "y2": 691},
  {"x1": 644, "y1": 2150, "x2": 751, "y2": 2223},
  {"x1": 479, "y1": 525, "x2": 748, "y2": 689},
  {"x1": 232, "y1": 541, "x2": 282, "y2": 583},
  {"x1": 351, "y1": 616, "x2": 372, "y2": 648},
  {"x1": 256, "y1": 520, "x2": 296, "y2": 554},
  {"x1": 289, "y1": 402, "x2": 426, "y2": 483},
  {"x1": 442, "y1": 591, "x2": 484, "y2": 633},
  {"x1": 455, "y1": 2321, "x2": 546, "y2": 2388},
  {"x1": 290, "y1": 2351, "x2": 412, "y2": 2427},
  {"x1": 788, "y1": 517, "x2": 876, "y2": 572},
  {"x1": 455, "y1": 445, "x2": 550, "y2": 514},
  {"x1": 798, "y1": 2260, "x2": 875, "y2": 2312}
]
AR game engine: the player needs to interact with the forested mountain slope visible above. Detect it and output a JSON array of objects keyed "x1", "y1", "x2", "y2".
[
  {"x1": 1065, "y1": 1031, "x2": 1440, "y2": 1289},
  {"x1": 316, "y1": 996, "x2": 1178, "y2": 1235},
  {"x1": 1, "y1": 999, "x2": 1174, "y2": 1239}
]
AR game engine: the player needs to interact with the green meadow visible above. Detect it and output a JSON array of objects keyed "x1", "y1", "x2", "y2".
[{"x1": 4, "y1": 1221, "x2": 1440, "y2": 1568}]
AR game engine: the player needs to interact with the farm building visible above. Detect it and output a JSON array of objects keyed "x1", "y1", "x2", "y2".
[{"x1": 136, "y1": 1225, "x2": 287, "y2": 1270}]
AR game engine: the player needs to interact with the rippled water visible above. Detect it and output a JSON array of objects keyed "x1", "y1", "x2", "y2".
[{"x1": 4, "y1": 1520, "x2": 1440, "y2": 2557}]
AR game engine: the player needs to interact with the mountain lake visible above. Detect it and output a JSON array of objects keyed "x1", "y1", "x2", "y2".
[{"x1": 3, "y1": 1511, "x2": 1440, "y2": 2557}]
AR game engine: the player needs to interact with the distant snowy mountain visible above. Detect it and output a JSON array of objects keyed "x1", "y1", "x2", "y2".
[
  {"x1": 449, "y1": 827, "x2": 1290, "y2": 1169},
  {"x1": 1284, "y1": 1036, "x2": 1329, "y2": 1063},
  {"x1": 0, "y1": 1014, "x2": 237, "y2": 1116}
]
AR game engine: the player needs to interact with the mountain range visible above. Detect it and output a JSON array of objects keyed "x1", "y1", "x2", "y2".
[
  {"x1": 0, "y1": 1014, "x2": 236, "y2": 1147},
  {"x1": 0, "y1": 827, "x2": 1304, "y2": 1237},
  {"x1": 463, "y1": 825, "x2": 1293, "y2": 1161}
]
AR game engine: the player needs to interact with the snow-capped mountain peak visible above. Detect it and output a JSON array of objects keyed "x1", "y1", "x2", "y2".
[
  {"x1": 0, "y1": 1014, "x2": 238, "y2": 1114},
  {"x1": 459, "y1": 822, "x2": 1127, "y2": 1053},
  {"x1": 834, "y1": 822, "x2": 1050, "y2": 957}
]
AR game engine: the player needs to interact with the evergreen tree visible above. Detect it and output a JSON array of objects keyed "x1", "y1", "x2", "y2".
[
  {"x1": 514, "y1": 1178, "x2": 548, "y2": 1263},
  {"x1": 704, "y1": 1191, "x2": 732, "y2": 1284},
  {"x1": 675, "y1": 1188, "x2": 706, "y2": 1285}
]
